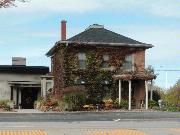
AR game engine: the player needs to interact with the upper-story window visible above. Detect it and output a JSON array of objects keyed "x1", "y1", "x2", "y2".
[
  {"x1": 101, "y1": 54, "x2": 109, "y2": 68},
  {"x1": 78, "y1": 53, "x2": 86, "y2": 69},
  {"x1": 122, "y1": 54, "x2": 133, "y2": 71},
  {"x1": 75, "y1": 76, "x2": 87, "y2": 85}
]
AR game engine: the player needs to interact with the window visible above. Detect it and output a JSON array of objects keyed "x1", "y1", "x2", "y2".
[
  {"x1": 122, "y1": 54, "x2": 133, "y2": 71},
  {"x1": 101, "y1": 79, "x2": 112, "y2": 85},
  {"x1": 78, "y1": 53, "x2": 86, "y2": 69},
  {"x1": 75, "y1": 76, "x2": 87, "y2": 85},
  {"x1": 101, "y1": 54, "x2": 109, "y2": 68}
]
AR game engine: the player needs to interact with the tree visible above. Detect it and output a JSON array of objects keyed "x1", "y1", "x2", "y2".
[
  {"x1": 0, "y1": 0, "x2": 28, "y2": 8},
  {"x1": 163, "y1": 79, "x2": 180, "y2": 109},
  {"x1": 150, "y1": 84, "x2": 164, "y2": 102}
]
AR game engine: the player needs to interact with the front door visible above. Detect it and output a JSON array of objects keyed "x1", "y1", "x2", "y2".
[{"x1": 21, "y1": 88, "x2": 38, "y2": 109}]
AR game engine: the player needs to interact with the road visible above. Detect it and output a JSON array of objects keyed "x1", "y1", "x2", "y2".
[
  {"x1": 0, "y1": 121, "x2": 180, "y2": 135},
  {"x1": 0, "y1": 111, "x2": 179, "y2": 135},
  {"x1": 0, "y1": 111, "x2": 179, "y2": 122}
]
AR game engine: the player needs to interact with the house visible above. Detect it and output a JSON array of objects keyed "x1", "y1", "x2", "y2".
[
  {"x1": 46, "y1": 20, "x2": 156, "y2": 110},
  {"x1": 0, "y1": 57, "x2": 53, "y2": 109}
]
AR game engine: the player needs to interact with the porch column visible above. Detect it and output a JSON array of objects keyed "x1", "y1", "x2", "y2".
[
  {"x1": 128, "y1": 80, "x2": 132, "y2": 110},
  {"x1": 145, "y1": 81, "x2": 148, "y2": 110},
  {"x1": 16, "y1": 87, "x2": 19, "y2": 109},
  {"x1": 118, "y1": 80, "x2": 122, "y2": 105},
  {"x1": 10, "y1": 86, "x2": 13, "y2": 101},
  {"x1": 19, "y1": 89, "x2": 21, "y2": 108},
  {"x1": 41, "y1": 78, "x2": 46, "y2": 98},
  {"x1": 150, "y1": 80, "x2": 153, "y2": 100}
]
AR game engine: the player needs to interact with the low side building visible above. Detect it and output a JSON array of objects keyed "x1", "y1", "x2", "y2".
[{"x1": 0, "y1": 57, "x2": 53, "y2": 109}]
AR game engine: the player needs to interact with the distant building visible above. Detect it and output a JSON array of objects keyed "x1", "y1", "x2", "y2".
[
  {"x1": 0, "y1": 57, "x2": 53, "y2": 109},
  {"x1": 47, "y1": 21, "x2": 156, "y2": 110}
]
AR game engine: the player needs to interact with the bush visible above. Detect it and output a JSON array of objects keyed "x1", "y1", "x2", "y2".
[
  {"x1": 165, "y1": 104, "x2": 179, "y2": 112},
  {"x1": 4, "y1": 105, "x2": 11, "y2": 111},
  {"x1": 103, "y1": 98, "x2": 113, "y2": 110},
  {"x1": 148, "y1": 100, "x2": 158, "y2": 109},
  {"x1": 113, "y1": 98, "x2": 120, "y2": 108},
  {"x1": 36, "y1": 97, "x2": 63, "y2": 112},
  {"x1": 83, "y1": 104, "x2": 94, "y2": 110},
  {"x1": 0, "y1": 100, "x2": 13, "y2": 111},
  {"x1": 114, "y1": 98, "x2": 128, "y2": 109},
  {"x1": 62, "y1": 92, "x2": 86, "y2": 111},
  {"x1": 56, "y1": 100, "x2": 66, "y2": 111},
  {"x1": 151, "y1": 106, "x2": 160, "y2": 110},
  {"x1": 34, "y1": 98, "x2": 45, "y2": 109},
  {"x1": 120, "y1": 100, "x2": 128, "y2": 109},
  {"x1": 35, "y1": 91, "x2": 87, "y2": 112},
  {"x1": 162, "y1": 79, "x2": 180, "y2": 112},
  {"x1": 0, "y1": 100, "x2": 9, "y2": 107},
  {"x1": 103, "y1": 98, "x2": 113, "y2": 104}
]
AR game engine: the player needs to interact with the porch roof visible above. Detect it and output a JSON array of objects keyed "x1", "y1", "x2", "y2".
[
  {"x1": 113, "y1": 71, "x2": 156, "y2": 81},
  {"x1": 9, "y1": 81, "x2": 41, "y2": 87}
]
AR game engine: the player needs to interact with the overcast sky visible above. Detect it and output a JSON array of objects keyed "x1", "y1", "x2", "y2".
[{"x1": 0, "y1": 0, "x2": 179, "y2": 88}]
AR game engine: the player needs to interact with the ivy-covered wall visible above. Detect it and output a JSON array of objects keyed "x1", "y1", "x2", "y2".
[
  {"x1": 51, "y1": 43, "x2": 146, "y2": 102},
  {"x1": 51, "y1": 45, "x2": 66, "y2": 96}
]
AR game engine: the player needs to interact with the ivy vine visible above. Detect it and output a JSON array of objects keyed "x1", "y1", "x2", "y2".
[{"x1": 59, "y1": 44, "x2": 139, "y2": 103}]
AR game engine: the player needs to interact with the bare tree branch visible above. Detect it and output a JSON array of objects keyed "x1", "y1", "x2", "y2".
[{"x1": 0, "y1": 0, "x2": 29, "y2": 8}]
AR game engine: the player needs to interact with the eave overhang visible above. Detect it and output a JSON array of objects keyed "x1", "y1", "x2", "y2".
[{"x1": 46, "y1": 41, "x2": 154, "y2": 57}]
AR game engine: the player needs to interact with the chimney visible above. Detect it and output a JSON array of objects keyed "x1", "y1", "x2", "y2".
[
  {"x1": 12, "y1": 57, "x2": 26, "y2": 66},
  {"x1": 61, "y1": 20, "x2": 67, "y2": 41}
]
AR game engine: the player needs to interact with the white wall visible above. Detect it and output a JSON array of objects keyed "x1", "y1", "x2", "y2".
[
  {"x1": 0, "y1": 73, "x2": 41, "y2": 82},
  {"x1": 0, "y1": 81, "x2": 11, "y2": 100},
  {"x1": 0, "y1": 73, "x2": 42, "y2": 101}
]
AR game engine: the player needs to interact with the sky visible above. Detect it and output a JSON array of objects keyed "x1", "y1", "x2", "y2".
[{"x1": 0, "y1": 0, "x2": 179, "y2": 89}]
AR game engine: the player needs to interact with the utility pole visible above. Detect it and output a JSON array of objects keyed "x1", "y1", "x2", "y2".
[
  {"x1": 165, "y1": 71, "x2": 168, "y2": 90},
  {"x1": 155, "y1": 70, "x2": 180, "y2": 90}
]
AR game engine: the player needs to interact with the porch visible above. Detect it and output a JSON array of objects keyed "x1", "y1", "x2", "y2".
[
  {"x1": 9, "y1": 75, "x2": 54, "y2": 109},
  {"x1": 9, "y1": 81, "x2": 41, "y2": 109},
  {"x1": 113, "y1": 72, "x2": 156, "y2": 110}
]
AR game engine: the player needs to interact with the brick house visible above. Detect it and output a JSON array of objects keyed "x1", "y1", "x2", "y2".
[{"x1": 46, "y1": 20, "x2": 156, "y2": 110}]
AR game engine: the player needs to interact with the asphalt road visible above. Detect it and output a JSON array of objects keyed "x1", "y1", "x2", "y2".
[
  {"x1": 0, "y1": 121, "x2": 180, "y2": 135},
  {"x1": 0, "y1": 112, "x2": 179, "y2": 135},
  {"x1": 0, "y1": 111, "x2": 179, "y2": 122}
]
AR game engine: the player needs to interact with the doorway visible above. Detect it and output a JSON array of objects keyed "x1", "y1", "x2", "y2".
[{"x1": 21, "y1": 87, "x2": 39, "y2": 109}]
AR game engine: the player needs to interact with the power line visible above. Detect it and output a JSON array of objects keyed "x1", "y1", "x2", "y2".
[{"x1": 156, "y1": 70, "x2": 180, "y2": 71}]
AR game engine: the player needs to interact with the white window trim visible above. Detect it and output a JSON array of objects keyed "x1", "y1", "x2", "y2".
[
  {"x1": 123, "y1": 54, "x2": 134, "y2": 71},
  {"x1": 132, "y1": 54, "x2": 135, "y2": 71},
  {"x1": 78, "y1": 52, "x2": 86, "y2": 69},
  {"x1": 78, "y1": 53, "x2": 86, "y2": 60}
]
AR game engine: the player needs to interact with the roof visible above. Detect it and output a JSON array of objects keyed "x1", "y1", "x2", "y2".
[
  {"x1": 0, "y1": 65, "x2": 49, "y2": 74},
  {"x1": 113, "y1": 71, "x2": 157, "y2": 81},
  {"x1": 46, "y1": 24, "x2": 153, "y2": 56},
  {"x1": 68, "y1": 24, "x2": 142, "y2": 44}
]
